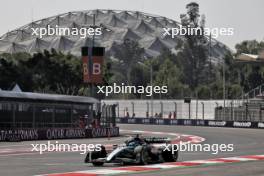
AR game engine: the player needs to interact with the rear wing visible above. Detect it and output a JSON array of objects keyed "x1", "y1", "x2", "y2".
[{"x1": 144, "y1": 137, "x2": 171, "y2": 143}]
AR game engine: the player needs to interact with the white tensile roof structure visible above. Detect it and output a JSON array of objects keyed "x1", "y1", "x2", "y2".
[{"x1": 0, "y1": 9, "x2": 230, "y2": 59}]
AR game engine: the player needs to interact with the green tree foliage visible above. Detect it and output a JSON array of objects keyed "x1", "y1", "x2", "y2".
[
  {"x1": 113, "y1": 39, "x2": 145, "y2": 86},
  {"x1": 227, "y1": 84, "x2": 242, "y2": 99},
  {"x1": 1, "y1": 38, "x2": 263, "y2": 99},
  {"x1": 235, "y1": 40, "x2": 264, "y2": 55},
  {"x1": 0, "y1": 49, "x2": 114, "y2": 96},
  {"x1": 154, "y1": 58, "x2": 183, "y2": 98},
  {"x1": 0, "y1": 51, "x2": 83, "y2": 95},
  {"x1": 230, "y1": 40, "x2": 264, "y2": 92},
  {"x1": 196, "y1": 85, "x2": 211, "y2": 99},
  {"x1": 178, "y1": 2, "x2": 211, "y2": 89}
]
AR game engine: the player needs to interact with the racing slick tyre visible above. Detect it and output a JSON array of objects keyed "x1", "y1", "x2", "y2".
[
  {"x1": 135, "y1": 146, "x2": 149, "y2": 165},
  {"x1": 140, "y1": 148, "x2": 149, "y2": 165},
  {"x1": 84, "y1": 145, "x2": 107, "y2": 166},
  {"x1": 162, "y1": 149, "x2": 178, "y2": 162}
]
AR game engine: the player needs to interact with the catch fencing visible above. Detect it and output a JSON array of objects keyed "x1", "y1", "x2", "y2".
[{"x1": 102, "y1": 99, "x2": 233, "y2": 120}]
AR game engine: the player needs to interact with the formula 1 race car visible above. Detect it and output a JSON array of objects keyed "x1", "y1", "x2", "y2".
[{"x1": 84, "y1": 135, "x2": 178, "y2": 166}]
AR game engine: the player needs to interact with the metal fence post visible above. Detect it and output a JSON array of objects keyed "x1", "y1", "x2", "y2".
[
  {"x1": 245, "y1": 103, "x2": 248, "y2": 121},
  {"x1": 131, "y1": 102, "x2": 134, "y2": 116},
  {"x1": 146, "y1": 102, "x2": 149, "y2": 115},
  {"x1": 230, "y1": 101, "x2": 233, "y2": 121},
  {"x1": 174, "y1": 102, "x2": 177, "y2": 117},
  {"x1": 160, "y1": 101, "x2": 163, "y2": 118},
  {"x1": 215, "y1": 102, "x2": 219, "y2": 120},
  {"x1": 259, "y1": 104, "x2": 262, "y2": 122},
  {"x1": 116, "y1": 102, "x2": 119, "y2": 118},
  {"x1": 196, "y1": 96, "x2": 198, "y2": 119},
  {"x1": 201, "y1": 102, "x2": 204, "y2": 120},
  {"x1": 189, "y1": 102, "x2": 191, "y2": 119},
  {"x1": 70, "y1": 105, "x2": 73, "y2": 127}
]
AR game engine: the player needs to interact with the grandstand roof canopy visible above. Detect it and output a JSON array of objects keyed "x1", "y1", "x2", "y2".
[
  {"x1": 0, "y1": 9, "x2": 229, "y2": 59},
  {"x1": 235, "y1": 52, "x2": 264, "y2": 63},
  {"x1": 0, "y1": 90, "x2": 99, "y2": 104}
]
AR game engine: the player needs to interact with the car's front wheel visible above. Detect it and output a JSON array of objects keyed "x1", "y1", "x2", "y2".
[
  {"x1": 85, "y1": 146, "x2": 107, "y2": 166},
  {"x1": 162, "y1": 150, "x2": 178, "y2": 162},
  {"x1": 135, "y1": 146, "x2": 149, "y2": 165}
]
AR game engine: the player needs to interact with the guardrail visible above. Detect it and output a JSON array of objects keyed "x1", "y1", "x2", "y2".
[{"x1": 117, "y1": 117, "x2": 264, "y2": 129}]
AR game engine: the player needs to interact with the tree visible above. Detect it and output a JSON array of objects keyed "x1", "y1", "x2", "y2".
[
  {"x1": 228, "y1": 84, "x2": 242, "y2": 99},
  {"x1": 154, "y1": 58, "x2": 183, "y2": 98},
  {"x1": 0, "y1": 57, "x2": 20, "y2": 90},
  {"x1": 232, "y1": 40, "x2": 264, "y2": 92},
  {"x1": 113, "y1": 39, "x2": 145, "y2": 86},
  {"x1": 235, "y1": 40, "x2": 264, "y2": 55},
  {"x1": 196, "y1": 85, "x2": 211, "y2": 99},
  {"x1": 178, "y1": 2, "x2": 210, "y2": 89}
]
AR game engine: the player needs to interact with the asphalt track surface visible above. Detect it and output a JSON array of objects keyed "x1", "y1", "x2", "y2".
[{"x1": 0, "y1": 124, "x2": 264, "y2": 176}]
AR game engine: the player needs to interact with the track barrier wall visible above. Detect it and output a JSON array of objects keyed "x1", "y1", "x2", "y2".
[
  {"x1": 0, "y1": 127, "x2": 119, "y2": 142},
  {"x1": 117, "y1": 117, "x2": 264, "y2": 129}
]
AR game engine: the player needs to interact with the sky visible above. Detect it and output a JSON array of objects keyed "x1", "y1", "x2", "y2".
[{"x1": 0, "y1": 0, "x2": 263, "y2": 50}]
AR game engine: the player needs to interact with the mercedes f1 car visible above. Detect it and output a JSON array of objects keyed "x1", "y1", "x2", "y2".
[{"x1": 84, "y1": 135, "x2": 178, "y2": 166}]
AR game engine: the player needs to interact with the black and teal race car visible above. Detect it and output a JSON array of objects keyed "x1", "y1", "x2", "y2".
[{"x1": 85, "y1": 135, "x2": 178, "y2": 166}]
